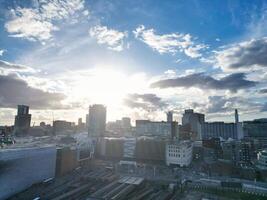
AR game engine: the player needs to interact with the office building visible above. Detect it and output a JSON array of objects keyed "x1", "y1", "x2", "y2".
[
  {"x1": 182, "y1": 109, "x2": 205, "y2": 140},
  {"x1": 88, "y1": 104, "x2": 106, "y2": 137},
  {"x1": 167, "y1": 111, "x2": 173, "y2": 122},
  {"x1": 221, "y1": 140, "x2": 251, "y2": 164},
  {"x1": 78, "y1": 118, "x2": 82, "y2": 126},
  {"x1": 257, "y1": 150, "x2": 267, "y2": 169},
  {"x1": 85, "y1": 114, "x2": 89, "y2": 128},
  {"x1": 136, "y1": 120, "x2": 176, "y2": 138},
  {"x1": 243, "y1": 118, "x2": 267, "y2": 139},
  {"x1": 239, "y1": 142, "x2": 251, "y2": 163},
  {"x1": 166, "y1": 140, "x2": 193, "y2": 167},
  {"x1": 121, "y1": 117, "x2": 131, "y2": 130},
  {"x1": 14, "y1": 105, "x2": 31, "y2": 136},
  {"x1": 53, "y1": 120, "x2": 73, "y2": 134},
  {"x1": 123, "y1": 138, "x2": 136, "y2": 159},
  {"x1": 135, "y1": 137, "x2": 166, "y2": 162}
]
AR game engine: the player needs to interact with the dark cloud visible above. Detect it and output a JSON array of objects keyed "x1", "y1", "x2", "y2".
[
  {"x1": 0, "y1": 74, "x2": 67, "y2": 109},
  {"x1": 206, "y1": 96, "x2": 263, "y2": 114},
  {"x1": 151, "y1": 73, "x2": 257, "y2": 92},
  {"x1": 259, "y1": 88, "x2": 267, "y2": 94},
  {"x1": 261, "y1": 103, "x2": 267, "y2": 112},
  {"x1": 216, "y1": 37, "x2": 267, "y2": 70},
  {"x1": 124, "y1": 93, "x2": 167, "y2": 111}
]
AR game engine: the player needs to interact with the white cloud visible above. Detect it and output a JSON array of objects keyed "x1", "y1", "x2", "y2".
[
  {"x1": 5, "y1": 0, "x2": 88, "y2": 42},
  {"x1": 0, "y1": 49, "x2": 6, "y2": 56},
  {"x1": 0, "y1": 59, "x2": 35, "y2": 74},
  {"x1": 89, "y1": 25, "x2": 127, "y2": 51},
  {"x1": 133, "y1": 25, "x2": 207, "y2": 58}
]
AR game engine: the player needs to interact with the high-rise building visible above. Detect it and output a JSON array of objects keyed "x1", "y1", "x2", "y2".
[
  {"x1": 14, "y1": 105, "x2": 31, "y2": 136},
  {"x1": 121, "y1": 117, "x2": 131, "y2": 130},
  {"x1": 78, "y1": 118, "x2": 82, "y2": 126},
  {"x1": 167, "y1": 111, "x2": 173, "y2": 122},
  {"x1": 85, "y1": 114, "x2": 89, "y2": 128},
  {"x1": 88, "y1": 104, "x2": 106, "y2": 137},
  {"x1": 136, "y1": 120, "x2": 173, "y2": 138},
  {"x1": 235, "y1": 109, "x2": 244, "y2": 140},
  {"x1": 182, "y1": 109, "x2": 205, "y2": 140}
]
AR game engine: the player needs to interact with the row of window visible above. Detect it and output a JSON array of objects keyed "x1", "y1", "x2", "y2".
[{"x1": 168, "y1": 153, "x2": 186, "y2": 158}]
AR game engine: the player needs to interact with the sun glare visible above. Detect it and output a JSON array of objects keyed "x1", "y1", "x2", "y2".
[{"x1": 70, "y1": 69, "x2": 148, "y2": 110}]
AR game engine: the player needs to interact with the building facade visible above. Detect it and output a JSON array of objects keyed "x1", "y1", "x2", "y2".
[
  {"x1": 136, "y1": 120, "x2": 176, "y2": 138},
  {"x1": 88, "y1": 104, "x2": 106, "y2": 137},
  {"x1": 182, "y1": 109, "x2": 205, "y2": 140},
  {"x1": 14, "y1": 105, "x2": 31, "y2": 136},
  {"x1": 257, "y1": 150, "x2": 267, "y2": 169},
  {"x1": 243, "y1": 118, "x2": 267, "y2": 139},
  {"x1": 167, "y1": 111, "x2": 173, "y2": 122},
  {"x1": 53, "y1": 120, "x2": 73, "y2": 134},
  {"x1": 166, "y1": 140, "x2": 193, "y2": 167},
  {"x1": 201, "y1": 122, "x2": 238, "y2": 140}
]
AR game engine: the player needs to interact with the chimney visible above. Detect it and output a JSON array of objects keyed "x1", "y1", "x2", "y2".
[{"x1": 235, "y1": 109, "x2": 239, "y2": 124}]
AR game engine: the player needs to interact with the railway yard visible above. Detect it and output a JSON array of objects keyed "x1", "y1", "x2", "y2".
[
  {"x1": 8, "y1": 163, "x2": 267, "y2": 200},
  {"x1": 8, "y1": 166, "x2": 184, "y2": 200}
]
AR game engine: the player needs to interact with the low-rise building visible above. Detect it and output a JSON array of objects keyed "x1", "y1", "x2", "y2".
[
  {"x1": 166, "y1": 140, "x2": 193, "y2": 167},
  {"x1": 257, "y1": 149, "x2": 267, "y2": 169}
]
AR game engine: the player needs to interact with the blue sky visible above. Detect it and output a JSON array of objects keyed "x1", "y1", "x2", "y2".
[{"x1": 0, "y1": 0, "x2": 267, "y2": 125}]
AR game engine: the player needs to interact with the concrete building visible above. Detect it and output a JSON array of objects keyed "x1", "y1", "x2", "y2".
[
  {"x1": 53, "y1": 120, "x2": 73, "y2": 134},
  {"x1": 122, "y1": 117, "x2": 131, "y2": 130},
  {"x1": 123, "y1": 138, "x2": 136, "y2": 160},
  {"x1": 0, "y1": 146, "x2": 57, "y2": 200},
  {"x1": 136, "y1": 120, "x2": 176, "y2": 138},
  {"x1": 257, "y1": 150, "x2": 267, "y2": 169},
  {"x1": 88, "y1": 104, "x2": 106, "y2": 137},
  {"x1": 182, "y1": 109, "x2": 204, "y2": 140},
  {"x1": 167, "y1": 111, "x2": 173, "y2": 122},
  {"x1": 78, "y1": 118, "x2": 82, "y2": 126},
  {"x1": 85, "y1": 114, "x2": 89, "y2": 128},
  {"x1": 14, "y1": 105, "x2": 31, "y2": 136},
  {"x1": 201, "y1": 122, "x2": 238, "y2": 140},
  {"x1": 95, "y1": 137, "x2": 166, "y2": 163},
  {"x1": 201, "y1": 109, "x2": 243, "y2": 140},
  {"x1": 243, "y1": 118, "x2": 267, "y2": 139},
  {"x1": 106, "y1": 117, "x2": 132, "y2": 136},
  {"x1": 166, "y1": 140, "x2": 193, "y2": 167},
  {"x1": 135, "y1": 137, "x2": 166, "y2": 162},
  {"x1": 221, "y1": 140, "x2": 252, "y2": 165}
]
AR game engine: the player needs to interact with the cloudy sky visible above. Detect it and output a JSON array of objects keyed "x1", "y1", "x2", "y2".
[{"x1": 0, "y1": 0, "x2": 267, "y2": 125}]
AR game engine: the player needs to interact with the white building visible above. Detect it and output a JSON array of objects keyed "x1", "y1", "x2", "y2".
[
  {"x1": 166, "y1": 140, "x2": 193, "y2": 167},
  {"x1": 257, "y1": 149, "x2": 267, "y2": 169}
]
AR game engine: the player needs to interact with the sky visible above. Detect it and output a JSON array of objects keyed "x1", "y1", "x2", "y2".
[{"x1": 0, "y1": 0, "x2": 267, "y2": 126}]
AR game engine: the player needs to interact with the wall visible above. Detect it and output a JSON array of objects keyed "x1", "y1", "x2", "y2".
[{"x1": 0, "y1": 146, "x2": 56, "y2": 200}]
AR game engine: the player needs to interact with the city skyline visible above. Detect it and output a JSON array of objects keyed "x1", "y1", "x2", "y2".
[{"x1": 1, "y1": 0, "x2": 267, "y2": 125}]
